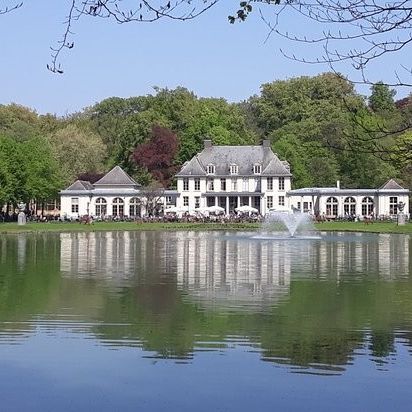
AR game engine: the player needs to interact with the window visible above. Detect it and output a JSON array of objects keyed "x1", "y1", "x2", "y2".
[
  {"x1": 195, "y1": 196, "x2": 200, "y2": 208},
  {"x1": 112, "y1": 197, "x2": 124, "y2": 216},
  {"x1": 95, "y1": 197, "x2": 107, "y2": 216},
  {"x1": 303, "y1": 202, "x2": 309, "y2": 212},
  {"x1": 326, "y1": 197, "x2": 338, "y2": 216},
  {"x1": 267, "y1": 177, "x2": 273, "y2": 191},
  {"x1": 165, "y1": 196, "x2": 173, "y2": 204},
  {"x1": 254, "y1": 178, "x2": 261, "y2": 192},
  {"x1": 71, "y1": 198, "x2": 79, "y2": 214},
  {"x1": 362, "y1": 197, "x2": 374, "y2": 216},
  {"x1": 207, "y1": 164, "x2": 215, "y2": 174},
  {"x1": 183, "y1": 178, "x2": 189, "y2": 191},
  {"x1": 297, "y1": 202, "x2": 301, "y2": 211},
  {"x1": 254, "y1": 164, "x2": 262, "y2": 174},
  {"x1": 129, "y1": 197, "x2": 141, "y2": 217},
  {"x1": 183, "y1": 196, "x2": 189, "y2": 207},
  {"x1": 207, "y1": 197, "x2": 215, "y2": 207},
  {"x1": 47, "y1": 200, "x2": 59, "y2": 211},
  {"x1": 279, "y1": 177, "x2": 285, "y2": 191},
  {"x1": 343, "y1": 197, "x2": 356, "y2": 215},
  {"x1": 194, "y1": 178, "x2": 200, "y2": 191},
  {"x1": 242, "y1": 178, "x2": 249, "y2": 192},
  {"x1": 220, "y1": 178, "x2": 226, "y2": 191},
  {"x1": 390, "y1": 196, "x2": 398, "y2": 215},
  {"x1": 267, "y1": 196, "x2": 273, "y2": 209},
  {"x1": 279, "y1": 196, "x2": 285, "y2": 206},
  {"x1": 230, "y1": 164, "x2": 238, "y2": 175},
  {"x1": 208, "y1": 178, "x2": 214, "y2": 191},
  {"x1": 253, "y1": 196, "x2": 260, "y2": 210},
  {"x1": 231, "y1": 179, "x2": 237, "y2": 191}
]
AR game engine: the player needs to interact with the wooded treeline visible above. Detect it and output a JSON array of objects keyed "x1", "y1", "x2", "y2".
[{"x1": 1, "y1": 73, "x2": 411, "y2": 207}]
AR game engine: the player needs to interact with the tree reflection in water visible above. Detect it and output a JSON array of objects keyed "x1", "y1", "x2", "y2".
[{"x1": 0, "y1": 231, "x2": 411, "y2": 374}]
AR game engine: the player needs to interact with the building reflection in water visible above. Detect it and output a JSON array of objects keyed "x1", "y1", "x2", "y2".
[{"x1": 60, "y1": 231, "x2": 410, "y2": 305}]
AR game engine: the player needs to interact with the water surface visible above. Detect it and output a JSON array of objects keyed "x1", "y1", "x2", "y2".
[{"x1": 1, "y1": 231, "x2": 412, "y2": 411}]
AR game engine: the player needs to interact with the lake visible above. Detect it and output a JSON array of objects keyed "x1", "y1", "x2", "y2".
[{"x1": 0, "y1": 230, "x2": 411, "y2": 411}]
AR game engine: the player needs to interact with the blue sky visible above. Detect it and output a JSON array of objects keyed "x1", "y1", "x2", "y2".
[{"x1": 0, "y1": 1, "x2": 408, "y2": 115}]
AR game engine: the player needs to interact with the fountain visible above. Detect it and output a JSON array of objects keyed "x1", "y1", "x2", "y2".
[{"x1": 254, "y1": 210, "x2": 321, "y2": 240}]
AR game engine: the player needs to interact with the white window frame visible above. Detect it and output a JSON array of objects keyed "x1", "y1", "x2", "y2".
[
  {"x1": 220, "y1": 178, "x2": 226, "y2": 192},
  {"x1": 254, "y1": 164, "x2": 262, "y2": 175},
  {"x1": 207, "y1": 164, "x2": 215, "y2": 175},
  {"x1": 231, "y1": 179, "x2": 237, "y2": 191},
  {"x1": 278, "y1": 196, "x2": 285, "y2": 207},
  {"x1": 389, "y1": 196, "x2": 398, "y2": 215},
  {"x1": 183, "y1": 178, "x2": 189, "y2": 191},
  {"x1": 279, "y1": 177, "x2": 285, "y2": 191},
  {"x1": 71, "y1": 198, "x2": 79, "y2": 214},
  {"x1": 267, "y1": 177, "x2": 273, "y2": 191},
  {"x1": 362, "y1": 197, "x2": 374, "y2": 216},
  {"x1": 194, "y1": 178, "x2": 200, "y2": 191},
  {"x1": 95, "y1": 197, "x2": 107, "y2": 217},
  {"x1": 230, "y1": 164, "x2": 238, "y2": 175}
]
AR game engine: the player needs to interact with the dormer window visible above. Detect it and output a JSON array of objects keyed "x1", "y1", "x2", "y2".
[
  {"x1": 207, "y1": 164, "x2": 215, "y2": 174},
  {"x1": 230, "y1": 164, "x2": 238, "y2": 175},
  {"x1": 254, "y1": 164, "x2": 262, "y2": 174}
]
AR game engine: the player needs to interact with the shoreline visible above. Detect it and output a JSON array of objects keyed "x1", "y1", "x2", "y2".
[{"x1": 0, "y1": 221, "x2": 411, "y2": 235}]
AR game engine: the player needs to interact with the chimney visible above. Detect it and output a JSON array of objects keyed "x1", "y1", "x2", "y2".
[
  {"x1": 262, "y1": 139, "x2": 270, "y2": 147},
  {"x1": 204, "y1": 139, "x2": 212, "y2": 148},
  {"x1": 336, "y1": 180, "x2": 340, "y2": 189}
]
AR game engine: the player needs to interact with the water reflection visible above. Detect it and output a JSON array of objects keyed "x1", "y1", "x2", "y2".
[{"x1": 0, "y1": 231, "x2": 412, "y2": 375}]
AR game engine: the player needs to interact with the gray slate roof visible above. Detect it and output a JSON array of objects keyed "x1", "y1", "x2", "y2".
[
  {"x1": 176, "y1": 145, "x2": 291, "y2": 177},
  {"x1": 94, "y1": 166, "x2": 138, "y2": 186},
  {"x1": 65, "y1": 180, "x2": 94, "y2": 191},
  {"x1": 380, "y1": 179, "x2": 405, "y2": 190}
]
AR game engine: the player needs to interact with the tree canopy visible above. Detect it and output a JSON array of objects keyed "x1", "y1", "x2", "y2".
[{"x1": 0, "y1": 74, "x2": 409, "y2": 207}]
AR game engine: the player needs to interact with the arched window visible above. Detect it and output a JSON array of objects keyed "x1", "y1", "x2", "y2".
[
  {"x1": 112, "y1": 197, "x2": 124, "y2": 216},
  {"x1": 95, "y1": 198, "x2": 107, "y2": 217},
  {"x1": 362, "y1": 197, "x2": 374, "y2": 216},
  {"x1": 344, "y1": 197, "x2": 356, "y2": 216},
  {"x1": 326, "y1": 197, "x2": 338, "y2": 217},
  {"x1": 129, "y1": 197, "x2": 141, "y2": 217}
]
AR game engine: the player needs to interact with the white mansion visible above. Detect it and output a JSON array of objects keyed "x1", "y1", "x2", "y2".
[{"x1": 60, "y1": 140, "x2": 409, "y2": 219}]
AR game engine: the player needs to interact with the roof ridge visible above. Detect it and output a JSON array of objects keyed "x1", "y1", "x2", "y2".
[
  {"x1": 380, "y1": 178, "x2": 405, "y2": 190},
  {"x1": 94, "y1": 166, "x2": 137, "y2": 186}
]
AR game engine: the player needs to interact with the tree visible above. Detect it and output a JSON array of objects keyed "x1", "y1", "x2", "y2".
[
  {"x1": 139, "y1": 183, "x2": 165, "y2": 217},
  {"x1": 0, "y1": 134, "x2": 62, "y2": 207},
  {"x1": 23, "y1": 136, "x2": 62, "y2": 203},
  {"x1": 369, "y1": 82, "x2": 396, "y2": 114},
  {"x1": 133, "y1": 125, "x2": 179, "y2": 187},
  {"x1": 252, "y1": 73, "x2": 402, "y2": 188},
  {"x1": 48, "y1": 124, "x2": 107, "y2": 186}
]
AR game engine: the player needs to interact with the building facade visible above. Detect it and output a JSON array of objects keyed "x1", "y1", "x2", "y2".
[
  {"x1": 175, "y1": 139, "x2": 292, "y2": 215},
  {"x1": 288, "y1": 179, "x2": 409, "y2": 218},
  {"x1": 60, "y1": 166, "x2": 178, "y2": 219},
  {"x1": 60, "y1": 141, "x2": 409, "y2": 219}
]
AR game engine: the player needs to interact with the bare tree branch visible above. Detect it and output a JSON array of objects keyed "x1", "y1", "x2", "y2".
[
  {"x1": 48, "y1": 0, "x2": 218, "y2": 74},
  {"x1": 0, "y1": 1, "x2": 22, "y2": 15}
]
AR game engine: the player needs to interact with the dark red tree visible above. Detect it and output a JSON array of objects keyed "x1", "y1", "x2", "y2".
[
  {"x1": 133, "y1": 126, "x2": 179, "y2": 187},
  {"x1": 77, "y1": 172, "x2": 105, "y2": 184}
]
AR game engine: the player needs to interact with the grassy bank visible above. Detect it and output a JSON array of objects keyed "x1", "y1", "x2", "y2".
[{"x1": 0, "y1": 221, "x2": 411, "y2": 234}]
